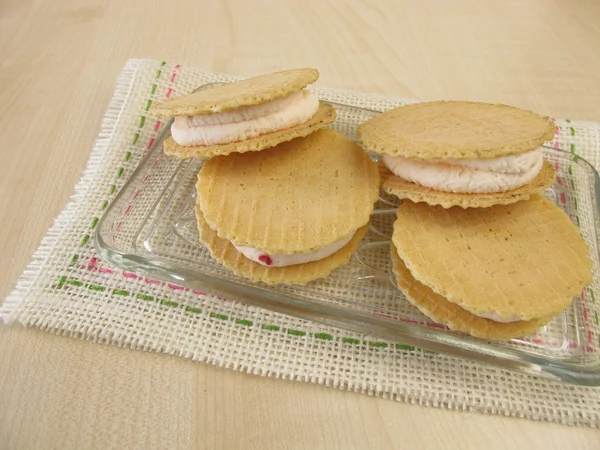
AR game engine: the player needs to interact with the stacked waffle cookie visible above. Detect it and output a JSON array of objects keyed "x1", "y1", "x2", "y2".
[
  {"x1": 358, "y1": 101, "x2": 593, "y2": 340},
  {"x1": 150, "y1": 69, "x2": 380, "y2": 285}
]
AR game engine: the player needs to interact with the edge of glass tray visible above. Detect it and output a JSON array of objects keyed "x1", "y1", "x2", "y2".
[{"x1": 95, "y1": 93, "x2": 600, "y2": 386}]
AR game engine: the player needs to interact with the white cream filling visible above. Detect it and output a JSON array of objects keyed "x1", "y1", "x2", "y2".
[
  {"x1": 232, "y1": 233, "x2": 355, "y2": 268},
  {"x1": 382, "y1": 147, "x2": 544, "y2": 194},
  {"x1": 476, "y1": 313, "x2": 523, "y2": 323},
  {"x1": 171, "y1": 90, "x2": 319, "y2": 146},
  {"x1": 429, "y1": 147, "x2": 542, "y2": 174}
]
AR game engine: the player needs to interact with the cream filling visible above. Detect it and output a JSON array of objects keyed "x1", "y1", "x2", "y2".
[
  {"x1": 382, "y1": 147, "x2": 543, "y2": 194},
  {"x1": 232, "y1": 233, "x2": 355, "y2": 268},
  {"x1": 476, "y1": 312, "x2": 523, "y2": 323},
  {"x1": 171, "y1": 90, "x2": 319, "y2": 146}
]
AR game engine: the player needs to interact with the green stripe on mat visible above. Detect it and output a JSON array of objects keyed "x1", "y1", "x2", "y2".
[
  {"x1": 369, "y1": 342, "x2": 388, "y2": 348},
  {"x1": 210, "y1": 312, "x2": 228, "y2": 320},
  {"x1": 54, "y1": 275, "x2": 436, "y2": 354},
  {"x1": 396, "y1": 344, "x2": 415, "y2": 351},
  {"x1": 160, "y1": 299, "x2": 179, "y2": 307},
  {"x1": 314, "y1": 333, "x2": 333, "y2": 340}
]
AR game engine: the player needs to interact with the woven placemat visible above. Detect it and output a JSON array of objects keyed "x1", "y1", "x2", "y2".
[{"x1": 2, "y1": 59, "x2": 600, "y2": 428}]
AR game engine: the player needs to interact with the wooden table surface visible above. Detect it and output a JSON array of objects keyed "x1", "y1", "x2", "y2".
[{"x1": 1, "y1": 0, "x2": 600, "y2": 448}]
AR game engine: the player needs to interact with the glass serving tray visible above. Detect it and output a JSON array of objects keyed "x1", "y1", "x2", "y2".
[{"x1": 96, "y1": 91, "x2": 600, "y2": 385}]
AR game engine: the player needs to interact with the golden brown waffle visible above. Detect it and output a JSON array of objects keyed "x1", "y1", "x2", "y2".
[
  {"x1": 163, "y1": 102, "x2": 336, "y2": 159},
  {"x1": 197, "y1": 129, "x2": 380, "y2": 254},
  {"x1": 379, "y1": 160, "x2": 556, "y2": 208},
  {"x1": 358, "y1": 101, "x2": 556, "y2": 159},
  {"x1": 150, "y1": 68, "x2": 319, "y2": 117},
  {"x1": 196, "y1": 205, "x2": 369, "y2": 285},
  {"x1": 392, "y1": 196, "x2": 592, "y2": 321},
  {"x1": 390, "y1": 245, "x2": 553, "y2": 340}
]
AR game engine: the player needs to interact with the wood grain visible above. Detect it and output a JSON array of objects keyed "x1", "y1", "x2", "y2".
[{"x1": 1, "y1": 0, "x2": 600, "y2": 448}]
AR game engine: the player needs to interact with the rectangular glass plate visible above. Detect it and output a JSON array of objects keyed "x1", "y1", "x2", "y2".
[{"x1": 96, "y1": 86, "x2": 600, "y2": 385}]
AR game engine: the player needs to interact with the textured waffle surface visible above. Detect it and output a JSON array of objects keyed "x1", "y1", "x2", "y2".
[
  {"x1": 150, "y1": 68, "x2": 318, "y2": 117},
  {"x1": 392, "y1": 196, "x2": 593, "y2": 321},
  {"x1": 197, "y1": 129, "x2": 380, "y2": 253},
  {"x1": 390, "y1": 244, "x2": 553, "y2": 340},
  {"x1": 358, "y1": 101, "x2": 556, "y2": 159}
]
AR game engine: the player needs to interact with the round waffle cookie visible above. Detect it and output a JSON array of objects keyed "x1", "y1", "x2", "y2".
[
  {"x1": 379, "y1": 160, "x2": 556, "y2": 208},
  {"x1": 150, "y1": 68, "x2": 319, "y2": 117},
  {"x1": 358, "y1": 101, "x2": 556, "y2": 159},
  {"x1": 390, "y1": 245, "x2": 553, "y2": 340},
  {"x1": 163, "y1": 102, "x2": 336, "y2": 159},
  {"x1": 392, "y1": 196, "x2": 592, "y2": 322},
  {"x1": 197, "y1": 129, "x2": 380, "y2": 254},
  {"x1": 196, "y1": 205, "x2": 369, "y2": 285}
]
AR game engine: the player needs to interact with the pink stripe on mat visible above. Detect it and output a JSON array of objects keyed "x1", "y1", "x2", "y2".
[
  {"x1": 112, "y1": 63, "x2": 182, "y2": 237},
  {"x1": 551, "y1": 119, "x2": 565, "y2": 185},
  {"x1": 554, "y1": 121, "x2": 595, "y2": 351}
]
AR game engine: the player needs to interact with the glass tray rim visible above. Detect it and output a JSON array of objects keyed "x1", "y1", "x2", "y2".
[{"x1": 95, "y1": 95, "x2": 600, "y2": 386}]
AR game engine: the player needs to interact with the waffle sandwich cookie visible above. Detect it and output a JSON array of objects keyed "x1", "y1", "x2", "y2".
[
  {"x1": 359, "y1": 101, "x2": 556, "y2": 208},
  {"x1": 195, "y1": 129, "x2": 380, "y2": 285},
  {"x1": 390, "y1": 197, "x2": 592, "y2": 340},
  {"x1": 150, "y1": 68, "x2": 336, "y2": 159}
]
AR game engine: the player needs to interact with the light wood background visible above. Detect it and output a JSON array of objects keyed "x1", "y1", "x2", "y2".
[{"x1": 1, "y1": 0, "x2": 600, "y2": 448}]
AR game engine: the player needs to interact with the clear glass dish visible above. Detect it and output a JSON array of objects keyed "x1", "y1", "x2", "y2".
[{"x1": 96, "y1": 89, "x2": 600, "y2": 385}]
